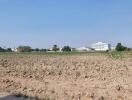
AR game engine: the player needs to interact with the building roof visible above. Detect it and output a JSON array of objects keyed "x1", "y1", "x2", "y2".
[{"x1": 92, "y1": 42, "x2": 109, "y2": 45}]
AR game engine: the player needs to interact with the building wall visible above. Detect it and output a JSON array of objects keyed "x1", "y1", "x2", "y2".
[
  {"x1": 91, "y1": 42, "x2": 111, "y2": 51},
  {"x1": 76, "y1": 47, "x2": 91, "y2": 52}
]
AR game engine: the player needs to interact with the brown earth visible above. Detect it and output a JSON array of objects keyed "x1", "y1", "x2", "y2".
[{"x1": 0, "y1": 54, "x2": 132, "y2": 100}]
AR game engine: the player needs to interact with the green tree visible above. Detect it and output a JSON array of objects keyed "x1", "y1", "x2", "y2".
[
  {"x1": 6, "y1": 48, "x2": 12, "y2": 52},
  {"x1": 52, "y1": 45, "x2": 59, "y2": 51},
  {"x1": 62, "y1": 46, "x2": 71, "y2": 52},
  {"x1": 40, "y1": 49, "x2": 47, "y2": 52},
  {"x1": 35, "y1": 48, "x2": 39, "y2": 51},
  {"x1": 116, "y1": 43, "x2": 127, "y2": 51},
  {"x1": 0, "y1": 47, "x2": 5, "y2": 52}
]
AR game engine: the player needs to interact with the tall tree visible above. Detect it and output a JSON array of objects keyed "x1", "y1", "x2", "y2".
[
  {"x1": 52, "y1": 45, "x2": 59, "y2": 51},
  {"x1": 62, "y1": 46, "x2": 71, "y2": 52},
  {"x1": 116, "y1": 43, "x2": 127, "y2": 51}
]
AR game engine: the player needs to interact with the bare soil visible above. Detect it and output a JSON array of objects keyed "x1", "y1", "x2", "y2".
[{"x1": 0, "y1": 54, "x2": 132, "y2": 100}]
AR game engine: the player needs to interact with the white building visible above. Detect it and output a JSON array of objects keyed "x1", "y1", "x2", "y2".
[
  {"x1": 11, "y1": 48, "x2": 18, "y2": 52},
  {"x1": 76, "y1": 47, "x2": 92, "y2": 52},
  {"x1": 91, "y1": 42, "x2": 111, "y2": 51},
  {"x1": 59, "y1": 48, "x2": 63, "y2": 52}
]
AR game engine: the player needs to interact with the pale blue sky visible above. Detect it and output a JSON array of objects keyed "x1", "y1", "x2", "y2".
[{"x1": 0, "y1": 0, "x2": 132, "y2": 48}]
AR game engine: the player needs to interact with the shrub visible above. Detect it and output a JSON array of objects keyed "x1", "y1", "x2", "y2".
[
  {"x1": 6, "y1": 48, "x2": 12, "y2": 52},
  {"x1": 34, "y1": 48, "x2": 40, "y2": 51},
  {"x1": 62, "y1": 46, "x2": 71, "y2": 52},
  {"x1": 115, "y1": 43, "x2": 127, "y2": 51},
  {"x1": 0, "y1": 47, "x2": 5, "y2": 52},
  {"x1": 52, "y1": 45, "x2": 59, "y2": 51},
  {"x1": 40, "y1": 49, "x2": 47, "y2": 52}
]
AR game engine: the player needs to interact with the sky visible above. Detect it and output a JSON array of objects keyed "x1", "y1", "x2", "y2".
[{"x1": 0, "y1": 0, "x2": 132, "y2": 48}]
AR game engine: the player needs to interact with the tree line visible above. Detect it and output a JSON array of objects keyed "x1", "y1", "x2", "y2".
[
  {"x1": 0, "y1": 47, "x2": 12, "y2": 52},
  {"x1": 0, "y1": 43, "x2": 131, "y2": 52},
  {"x1": 15, "y1": 45, "x2": 72, "y2": 52}
]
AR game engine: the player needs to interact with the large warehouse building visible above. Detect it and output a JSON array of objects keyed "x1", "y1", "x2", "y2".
[{"x1": 91, "y1": 42, "x2": 111, "y2": 51}]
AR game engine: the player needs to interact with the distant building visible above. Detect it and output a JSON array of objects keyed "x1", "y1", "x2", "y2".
[
  {"x1": 48, "y1": 48, "x2": 53, "y2": 51},
  {"x1": 111, "y1": 47, "x2": 116, "y2": 51},
  {"x1": 47, "y1": 47, "x2": 62, "y2": 52},
  {"x1": 59, "y1": 48, "x2": 63, "y2": 52},
  {"x1": 11, "y1": 48, "x2": 18, "y2": 52},
  {"x1": 71, "y1": 48, "x2": 76, "y2": 51},
  {"x1": 91, "y1": 42, "x2": 111, "y2": 51},
  {"x1": 76, "y1": 47, "x2": 93, "y2": 52}
]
